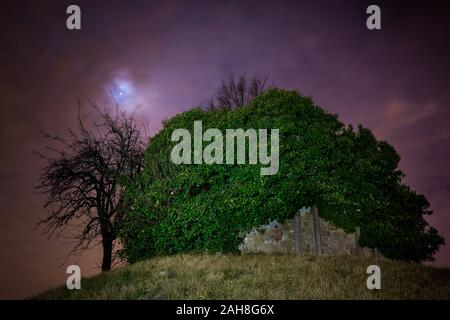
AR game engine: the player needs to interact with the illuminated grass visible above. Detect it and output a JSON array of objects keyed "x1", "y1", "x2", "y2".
[{"x1": 34, "y1": 254, "x2": 450, "y2": 300}]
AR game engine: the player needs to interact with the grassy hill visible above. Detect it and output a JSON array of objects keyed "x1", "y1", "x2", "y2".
[{"x1": 34, "y1": 254, "x2": 450, "y2": 300}]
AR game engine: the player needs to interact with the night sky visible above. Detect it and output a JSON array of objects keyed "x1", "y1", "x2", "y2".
[{"x1": 1, "y1": 0, "x2": 450, "y2": 299}]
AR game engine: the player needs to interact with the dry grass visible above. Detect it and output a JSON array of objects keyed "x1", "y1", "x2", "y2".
[{"x1": 34, "y1": 253, "x2": 450, "y2": 300}]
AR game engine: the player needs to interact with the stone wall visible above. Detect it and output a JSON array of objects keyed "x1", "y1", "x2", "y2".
[{"x1": 239, "y1": 208, "x2": 358, "y2": 255}]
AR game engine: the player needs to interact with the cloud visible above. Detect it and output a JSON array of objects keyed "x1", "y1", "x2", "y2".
[{"x1": 375, "y1": 100, "x2": 443, "y2": 139}]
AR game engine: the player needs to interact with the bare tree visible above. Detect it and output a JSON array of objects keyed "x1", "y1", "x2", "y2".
[
  {"x1": 35, "y1": 103, "x2": 146, "y2": 271},
  {"x1": 209, "y1": 75, "x2": 268, "y2": 109}
]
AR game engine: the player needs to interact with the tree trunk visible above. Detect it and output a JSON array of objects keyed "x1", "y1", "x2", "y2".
[{"x1": 102, "y1": 237, "x2": 113, "y2": 271}]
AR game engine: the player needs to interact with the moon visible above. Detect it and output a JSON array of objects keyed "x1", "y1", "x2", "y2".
[{"x1": 110, "y1": 79, "x2": 135, "y2": 110}]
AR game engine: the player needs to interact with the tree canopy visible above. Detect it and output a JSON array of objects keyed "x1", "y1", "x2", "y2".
[{"x1": 119, "y1": 89, "x2": 444, "y2": 263}]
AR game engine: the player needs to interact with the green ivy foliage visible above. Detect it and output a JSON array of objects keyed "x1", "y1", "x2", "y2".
[{"x1": 119, "y1": 89, "x2": 444, "y2": 263}]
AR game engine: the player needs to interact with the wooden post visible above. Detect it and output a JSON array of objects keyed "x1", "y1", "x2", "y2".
[
  {"x1": 355, "y1": 226, "x2": 362, "y2": 257},
  {"x1": 373, "y1": 247, "x2": 379, "y2": 264},
  {"x1": 311, "y1": 206, "x2": 322, "y2": 255},
  {"x1": 293, "y1": 213, "x2": 301, "y2": 255}
]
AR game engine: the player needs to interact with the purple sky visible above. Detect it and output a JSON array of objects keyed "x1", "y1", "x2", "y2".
[{"x1": 1, "y1": 0, "x2": 449, "y2": 299}]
